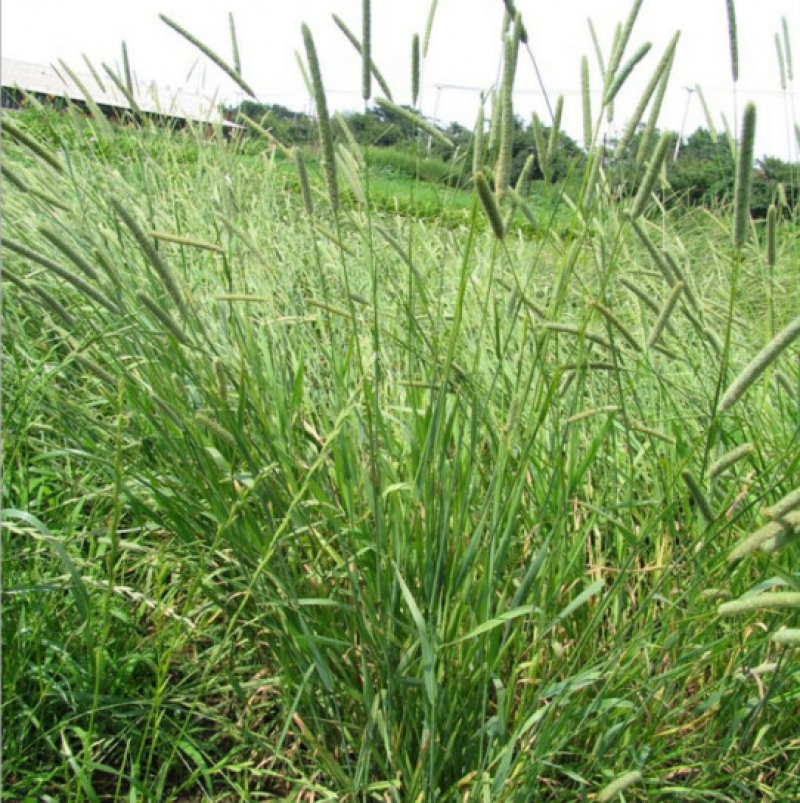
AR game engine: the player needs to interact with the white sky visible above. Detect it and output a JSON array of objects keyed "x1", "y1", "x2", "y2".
[{"x1": 2, "y1": 1, "x2": 799, "y2": 160}]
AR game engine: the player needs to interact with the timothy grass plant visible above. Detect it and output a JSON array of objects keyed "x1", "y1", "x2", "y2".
[{"x1": 2, "y1": 3, "x2": 800, "y2": 801}]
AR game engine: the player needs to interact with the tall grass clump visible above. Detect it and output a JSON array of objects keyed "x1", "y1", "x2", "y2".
[{"x1": 3, "y1": 3, "x2": 800, "y2": 802}]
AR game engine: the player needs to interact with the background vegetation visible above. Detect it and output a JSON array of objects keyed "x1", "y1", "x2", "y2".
[{"x1": 228, "y1": 100, "x2": 800, "y2": 216}]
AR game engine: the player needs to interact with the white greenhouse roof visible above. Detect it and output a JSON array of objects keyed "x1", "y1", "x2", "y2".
[{"x1": 1, "y1": 57, "x2": 234, "y2": 125}]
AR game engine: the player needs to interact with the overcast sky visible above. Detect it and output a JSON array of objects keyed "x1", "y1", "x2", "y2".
[{"x1": 2, "y1": 1, "x2": 799, "y2": 160}]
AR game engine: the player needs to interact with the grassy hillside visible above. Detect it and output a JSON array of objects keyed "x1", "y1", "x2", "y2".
[{"x1": 3, "y1": 3, "x2": 800, "y2": 801}]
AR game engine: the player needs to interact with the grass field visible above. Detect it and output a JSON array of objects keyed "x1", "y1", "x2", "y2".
[{"x1": 3, "y1": 3, "x2": 800, "y2": 800}]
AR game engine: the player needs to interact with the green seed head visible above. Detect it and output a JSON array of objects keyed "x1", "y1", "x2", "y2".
[
  {"x1": 411, "y1": 33, "x2": 420, "y2": 106},
  {"x1": 733, "y1": 103, "x2": 757, "y2": 249},
  {"x1": 725, "y1": 0, "x2": 739, "y2": 82},
  {"x1": 362, "y1": 0, "x2": 372, "y2": 100},
  {"x1": 302, "y1": 23, "x2": 339, "y2": 211},
  {"x1": 475, "y1": 171, "x2": 505, "y2": 240}
]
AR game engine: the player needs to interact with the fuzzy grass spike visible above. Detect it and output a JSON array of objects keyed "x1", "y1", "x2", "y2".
[
  {"x1": 733, "y1": 103, "x2": 756, "y2": 248},
  {"x1": 719, "y1": 316, "x2": 800, "y2": 412},
  {"x1": 302, "y1": 23, "x2": 340, "y2": 211},
  {"x1": 718, "y1": 592, "x2": 800, "y2": 616}
]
